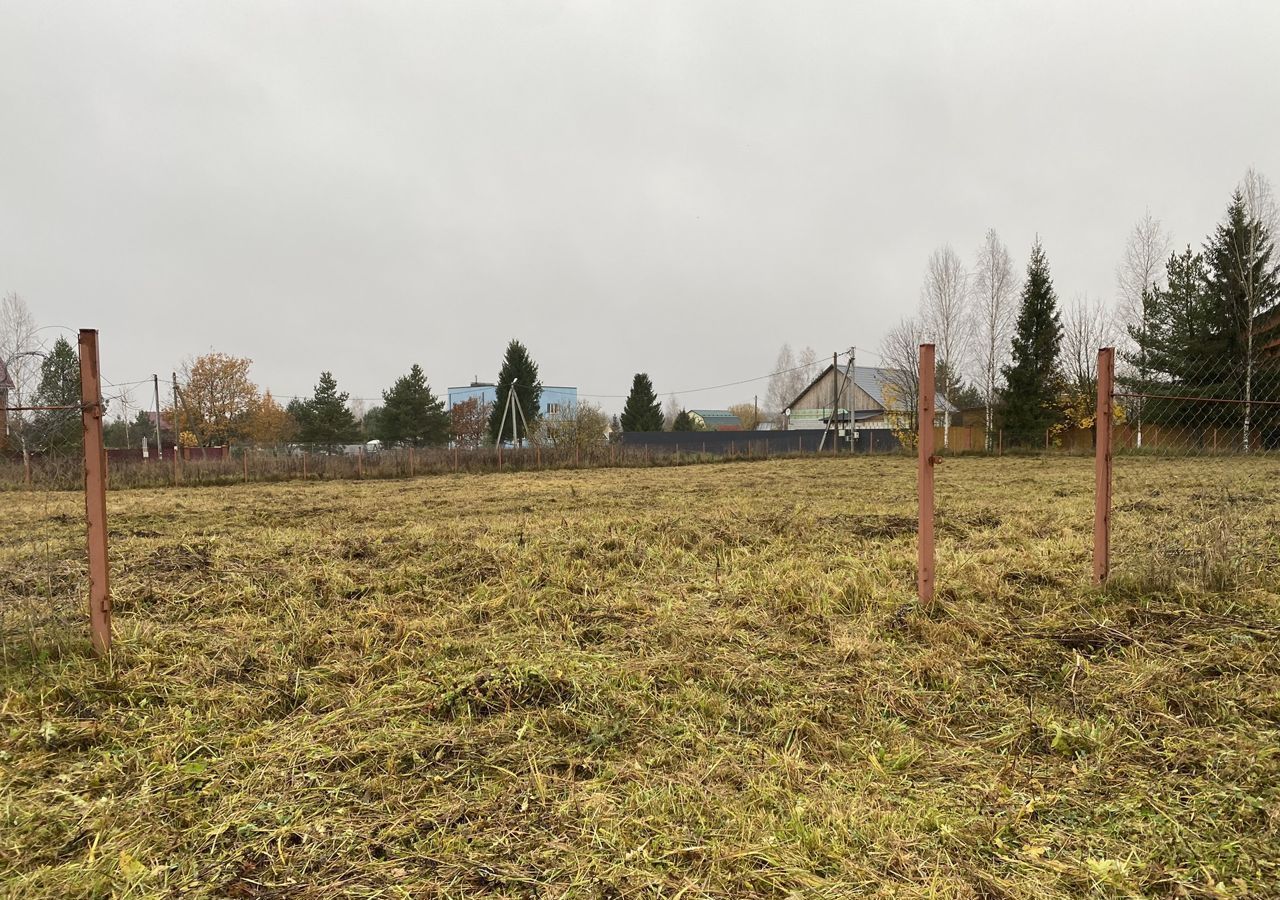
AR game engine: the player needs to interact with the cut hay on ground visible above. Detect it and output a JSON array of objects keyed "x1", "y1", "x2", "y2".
[{"x1": 2, "y1": 457, "x2": 1277, "y2": 898}]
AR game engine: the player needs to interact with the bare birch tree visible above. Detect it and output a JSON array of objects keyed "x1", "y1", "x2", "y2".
[
  {"x1": 969, "y1": 230, "x2": 1016, "y2": 449},
  {"x1": 764, "y1": 343, "x2": 797, "y2": 424},
  {"x1": 920, "y1": 245, "x2": 969, "y2": 447},
  {"x1": 0, "y1": 292, "x2": 42, "y2": 456},
  {"x1": 662, "y1": 393, "x2": 681, "y2": 431},
  {"x1": 878, "y1": 316, "x2": 923, "y2": 434},
  {"x1": 797, "y1": 345, "x2": 820, "y2": 388},
  {"x1": 1114, "y1": 212, "x2": 1171, "y2": 448},
  {"x1": 1116, "y1": 211, "x2": 1172, "y2": 341},
  {"x1": 764, "y1": 343, "x2": 821, "y2": 425},
  {"x1": 1061, "y1": 293, "x2": 1120, "y2": 417}
]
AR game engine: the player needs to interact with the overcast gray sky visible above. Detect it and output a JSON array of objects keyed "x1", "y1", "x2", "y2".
[{"x1": 3, "y1": 1, "x2": 1278, "y2": 413}]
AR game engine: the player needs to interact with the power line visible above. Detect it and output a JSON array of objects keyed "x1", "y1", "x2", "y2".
[
  {"x1": 97, "y1": 347, "x2": 870, "y2": 411},
  {"x1": 576, "y1": 351, "x2": 853, "y2": 400}
]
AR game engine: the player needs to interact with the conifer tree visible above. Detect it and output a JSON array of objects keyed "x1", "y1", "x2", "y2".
[
  {"x1": 1001, "y1": 240, "x2": 1063, "y2": 443},
  {"x1": 672, "y1": 409, "x2": 697, "y2": 431},
  {"x1": 378, "y1": 364, "x2": 449, "y2": 447},
  {"x1": 1126, "y1": 247, "x2": 1216, "y2": 385},
  {"x1": 1204, "y1": 192, "x2": 1278, "y2": 357},
  {"x1": 1203, "y1": 189, "x2": 1280, "y2": 447},
  {"x1": 1122, "y1": 246, "x2": 1231, "y2": 431},
  {"x1": 32, "y1": 336, "x2": 81, "y2": 451},
  {"x1": 1198, "y1": 190, "x2": 1280, "y2": 448},
  {"x1": 487, "y1": 340, "x2": 543, "y2": 443},
  {"x1": 293, "y1": 371, "x2": 359, "y2": 450},
  {"x1": 620, "y1": 373, "x2": 663, "y2": 431}
]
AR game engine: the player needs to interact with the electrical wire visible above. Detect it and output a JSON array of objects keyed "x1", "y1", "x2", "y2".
[
  {"x1": 90, "y1": 346, "x2": 870, "y2": 412},
  {"x1": 575, "y1": 350, "x2": 855, "y2": 400}
]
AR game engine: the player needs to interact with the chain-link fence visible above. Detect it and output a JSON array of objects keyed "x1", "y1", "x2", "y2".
[
  {"x1": 2, "y1": 330, "x2": 112, "y2": 660},
  {"x1": 1, "y1": 437, "x2": 900, "y2": 492},
  {"x1": 1109, "y1": 355, "x2": 1280, "y2": 590},
  {"x1": 0, "y1": 447, "x2": 91, "y2": 662}
]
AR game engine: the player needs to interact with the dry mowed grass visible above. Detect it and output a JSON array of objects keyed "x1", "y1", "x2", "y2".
[{"x1": 2, "y1": 456, "x2": 1279, "y2": 898}]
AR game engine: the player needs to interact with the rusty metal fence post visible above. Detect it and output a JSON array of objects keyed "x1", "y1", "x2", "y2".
[
  {"x1": 918, "y1": 343, "x2": 936, "y2": 608},
  {"x1": 1093, "y1": 347, "x2": 1115, "y2": 585},
  {"x1": 79, "y1": 329, "x2": 112, "y2": 656}
]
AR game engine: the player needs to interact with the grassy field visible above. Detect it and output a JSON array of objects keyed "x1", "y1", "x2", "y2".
[{"x1": 2, "y1": 456, "x2": 1278, "y2": 898}]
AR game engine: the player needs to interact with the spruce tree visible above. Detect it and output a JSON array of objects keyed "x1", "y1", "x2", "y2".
[
  {"x1": 1203, "y1": 190, "x2": 1280, "y2": 445},
  {"x1": 620, "y1": 373, "x2": 663, "y2": 431},
  {"x1": 33, "y1": 337, "x2": 82, "y2": 452},
  {"x1": 377, "y1": 364, "x2": 449, "y2": 447},
  {"x1": 286, "y1": 398, "x2": 312, "y2": 439},
  {"x1": 1126, "y1": 247, "x2": 1217, "y2": 386},
  {"x1": 487, "y1": 340, "x2": 543, "y2": 443},
  {"x1": 1204, "y1": 193, "x2": 1274, "y2": 361},
  {"x1": 672, "y1": 409, "x2": 697, "y2": 431},
  {"x1": 362, "y1": 406, "x2": 384, "y2": 440},
  {"x1": 1122, "y1": 247, "x2": 1220, "y2": 431},
  {"x1": 296, "y1": 371, "x2": 359, "y2": 450},
  {"x1": 1001, "y1": 240, "x2": 1064, "y2": 443}
]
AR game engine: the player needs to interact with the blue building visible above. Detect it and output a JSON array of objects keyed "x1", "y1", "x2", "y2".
[{"x1": 446, "y1": 382, "x2": 578, "y2": 416}]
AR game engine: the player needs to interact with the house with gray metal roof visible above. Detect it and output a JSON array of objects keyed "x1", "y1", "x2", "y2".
[{"x1": 784, "y1": 363, "x2": 955, "y2": 431}]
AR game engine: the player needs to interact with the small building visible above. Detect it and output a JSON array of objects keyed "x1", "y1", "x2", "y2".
[
  {"x1": 688, "y1": 409, "x2": 742, "y2": 431},
  {"x1": 143, "y1": 410, "x2": 176, "y2": 433},
  {"x1": 785, "y1": 363, "x2": 955, "y2": 431},
  {"x1": 447, "y1": 381, "x2": 578, "y2": 416}
]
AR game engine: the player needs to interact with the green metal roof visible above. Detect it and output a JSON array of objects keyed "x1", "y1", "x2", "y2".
[{"x1": 690, "y1": 409, "x2": 742, "y2": 427}]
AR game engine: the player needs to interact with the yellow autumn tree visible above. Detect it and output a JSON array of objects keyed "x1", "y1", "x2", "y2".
[
  {"x1": 726, "y1": 402, "x2": 762, "y2": 431},
  {"x1": 244, "y1": 391, "x2": 296, "y2": 446},
  {"x1": 175, "y1": 353, "x2": 261, "y2": 446}
]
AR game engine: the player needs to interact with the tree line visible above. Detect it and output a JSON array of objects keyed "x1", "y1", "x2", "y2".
[
  {"x1": 870, "y1": 167, "x2": 1280, "y2": 448},
  {"x1": 6, "y1": 168, "x2": 1276, "y2": 456},
  {"x1": 112, "y1": 338, "x2": 610, "y2": 454}
]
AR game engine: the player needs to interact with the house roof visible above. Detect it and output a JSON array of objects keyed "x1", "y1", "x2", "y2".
[
  {"x1": 786, "y1": 363, "x2": 957, "y2": 415},
  {"x1": 144, "y1": 410, "x2": 175, "y2": 431},
  {"x1": 689, "y1": 409, "x2": 742, "y2": 428}
]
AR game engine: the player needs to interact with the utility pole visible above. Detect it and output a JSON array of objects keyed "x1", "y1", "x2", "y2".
[
  {"x1": 830, "y1": 352, "x2": 839, "y2": 453},
  {"x1": 153, "y1": 374, "x2": 163, "y2": 461},
  {"x1": 848, "y1": 346, "x2": 856, "y2": 452},
  {"x1": 514, "y1": 388, "x2": 532, "y2": 448},
  {"x1": 753, "y1": 394, "x2": 758, "y2": 431},
  {"x1": 504, "y1": 381, "x2": 514, "y2": 448},
  {"x1": 495, "y1": 380, "x2": 519, "y2": 450},
  {"x1": 172, "y1": 372, "x2": 181, "y2": 473}
]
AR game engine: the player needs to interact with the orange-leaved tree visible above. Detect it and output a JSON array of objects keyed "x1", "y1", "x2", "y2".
[
  {"x1": 245, "y1": 390, "x2": 296, "y2": 446},
  {"x1": 450, "y1": 397, "x2": 489, "y2": 449},
  {"x1": 175, "y1": 353, "x2": 261, "y2": 446}
]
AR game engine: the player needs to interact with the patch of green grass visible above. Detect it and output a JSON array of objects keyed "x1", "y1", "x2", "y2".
[{"x1": 1, "y1": 456, "x2": 1277, "y2": 897}]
